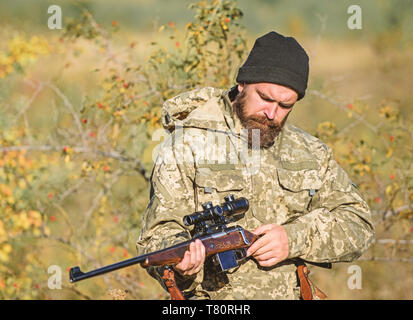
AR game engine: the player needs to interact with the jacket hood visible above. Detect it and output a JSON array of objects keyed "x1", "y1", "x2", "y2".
[{"x1": 161, "y1": 87, "x2": 231, "y2": 132}]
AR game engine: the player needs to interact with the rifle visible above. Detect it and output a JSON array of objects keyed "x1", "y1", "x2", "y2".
[{"x1": 69, "y1": 195, "x2": 258, "y2": 283}]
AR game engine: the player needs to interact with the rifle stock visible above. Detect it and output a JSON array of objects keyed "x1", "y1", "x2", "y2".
[{"x1": 141, "y1": 227, "x2": 258, "y2": 267}]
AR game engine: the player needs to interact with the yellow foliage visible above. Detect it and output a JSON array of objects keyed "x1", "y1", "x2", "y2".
[
  {"x1": 18, "y1": 212, "x2": 31, "y2": 230},
  {"x1": 0, "y1": 243, "x2": 12, "y2": 263},
  {"x1": 379, "y1": 105, "x2": 399, "y2": 121},
  {"x1": 0, "y1": 185, "x2": 12, "y2": 197},
  {"x1": 18, "y1": 179, "x2": 27, "y2": 190},
  {"x1": 0, "y1": 221, "x2": 7, "y2": 242},
  {"x1": 44, "y1": 226, "x2": 51, "y2": 236},
  {"x1": 28, "y1": 211, "x2": 42, "y2": 228},
  {"x1": 0, "y1": 35, "x2": 50, "y2": 78},
  {"x1": 386, "y1": 148, "x2": 393, "y2": 158},
  {"x1": 0, "y1": 251, "x2": 9, "y2": 263},
  {"x1": 0, "y1": 53, "x2": 13, "y2": 78}
]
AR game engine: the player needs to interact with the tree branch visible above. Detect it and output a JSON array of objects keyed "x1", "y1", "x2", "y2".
[{"x1": 0, "y1": 144, "x2": 150, "y2": 181}]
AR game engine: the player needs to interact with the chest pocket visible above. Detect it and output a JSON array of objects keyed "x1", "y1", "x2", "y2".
[
  {"x1": 276, "y1": 161, "x2": 323, "y2": 217},
  {"x1": 194, "y1": 164, "x2": 246, "y2": 209}
]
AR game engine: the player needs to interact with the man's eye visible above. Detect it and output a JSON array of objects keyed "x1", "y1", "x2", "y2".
[
  {"x1": 261, "y1": 97, "x2": 273, "y2": 102},
  {"x1": 260, "y1": 95, "x2": 293, "y2": 108},
  {"x1": 279, "y1": 103, "x2": 293, "y2": 109}
]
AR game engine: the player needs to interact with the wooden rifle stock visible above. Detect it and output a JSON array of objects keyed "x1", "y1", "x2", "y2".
[{"x1": 141, "y1": 227, "x2": 258, "y2": 267}]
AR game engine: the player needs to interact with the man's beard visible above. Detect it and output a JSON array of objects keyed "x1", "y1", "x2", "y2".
[{"x1": 233, "y1": 89, "x2": 289, "y2": 148}]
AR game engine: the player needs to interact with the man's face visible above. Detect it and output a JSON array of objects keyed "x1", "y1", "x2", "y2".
[{"x1": 232, "y1": 82, "x2": 298, "y2": 148}]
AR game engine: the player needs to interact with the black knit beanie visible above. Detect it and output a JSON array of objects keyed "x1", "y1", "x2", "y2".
[{"x1": 236, "y1": 31, "x2": 309, "y2": 100}]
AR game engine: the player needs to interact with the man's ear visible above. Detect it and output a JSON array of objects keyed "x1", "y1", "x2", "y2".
[{"x1": 237, "y1": 83, "x2": 245, "y2": 93}]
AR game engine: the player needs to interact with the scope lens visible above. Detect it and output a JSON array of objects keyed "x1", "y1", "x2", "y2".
[{"x1": 183, "y1": 215, "x2": 193, "y2": 226}]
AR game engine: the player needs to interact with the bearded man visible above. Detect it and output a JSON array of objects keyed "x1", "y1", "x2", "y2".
[{"x1": 136, "y1": 31, "x2": 374, "y2": 300}]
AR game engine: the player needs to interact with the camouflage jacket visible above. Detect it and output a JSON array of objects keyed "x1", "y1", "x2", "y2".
[{"x1": 136, "y1": 86, "x2": 374, "y2": 300}]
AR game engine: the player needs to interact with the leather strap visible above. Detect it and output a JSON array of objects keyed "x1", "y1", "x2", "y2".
[
  {"x1": 162, "y1": 262, "x2": 326, "y2": 300},
  {"x1": 162, "y1": 267, "x2": 185, "y2": 300},
  {"x1": 297, "y1": 264, "x2": 328, "y2": 300}
]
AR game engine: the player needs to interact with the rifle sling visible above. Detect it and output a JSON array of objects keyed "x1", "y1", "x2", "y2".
[
  {"x1": 296, "y1": 263, "x2": 328, "y2": 300},
  {"x1": 161, "y1": 262, "x2": 327, "y2": 300},
  {"x1": 162, "y1": 267, "x2": 185, "y2": 300}
]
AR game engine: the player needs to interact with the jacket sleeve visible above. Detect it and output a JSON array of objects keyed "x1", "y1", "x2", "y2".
[
  {"x1": 136, "y1": 133, "x2": 203, "y2": 295},
  {"x1": 282, "y1": 146, "x2": 375, "y2": 263}
]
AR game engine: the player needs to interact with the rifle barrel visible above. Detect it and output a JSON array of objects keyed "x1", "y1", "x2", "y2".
[
  {"x1": 69, "y1": 254, "x2": 149, "y2": 283},
  {"x1": 69, "y1": 238, "x2": 193, "y2": 283}
]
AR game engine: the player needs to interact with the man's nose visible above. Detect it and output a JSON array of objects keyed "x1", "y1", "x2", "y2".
[{"x1": 263, "y1": 103, "x2": 278, "y2": 120}]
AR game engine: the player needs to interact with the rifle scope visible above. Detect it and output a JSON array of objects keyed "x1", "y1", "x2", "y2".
[{"x1": 183, "y1": 195, "x2": 249, "y2": 226}]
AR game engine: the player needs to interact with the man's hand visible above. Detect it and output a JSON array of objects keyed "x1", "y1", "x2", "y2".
[
  {"x1": 173, "y1": 239, "x2": 205, "y2": 276},
  {"x1": 246, "y1": 224, "x2": 289, "y2": 267}
]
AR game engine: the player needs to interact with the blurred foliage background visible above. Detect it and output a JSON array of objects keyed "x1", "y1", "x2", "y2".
[{"x1": 0, "y1": 0, "x2": 412, "y2": 300}]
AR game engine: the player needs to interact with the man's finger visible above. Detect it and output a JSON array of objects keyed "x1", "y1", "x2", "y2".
[
  {"x1": 252, "y1": 224, "x2": 274, "y2": 235},
  {"x1": 174, "y1": 250, "x2": 190, "y2": 273},
  {"x1": 251, "y1": 242, "x2": 275, "y2": 258},
  {"x1": 192, "y1": 243, "x2": 205, "y2": 274},
  {"x1": 195, "y1": 239, "x2": 203, "y2": 262},
  {"x1": 192, "y1": 240, "x2": 205, "y2": 269},
  {"x1": 197, "y1": 240, "x2": 206, "y2": 261},
  {"x1": 189, "y1": 241, "x2": 200, "y2": 269},
  {"x1": 258, "y1": 257, "x2": 279, "y2": 267},
  {"x1": 188, "y1": 241, "x2": 197, "y2": 268},
  {"x1": 254, "y1": 249, "x2": 279, "y2": 262},
  {"x1": 246, "y1": 234, "x2": 270, "y2": 256},
  {"x1": 173, "y1": 239, "x2": 207, "y2": 275}
]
